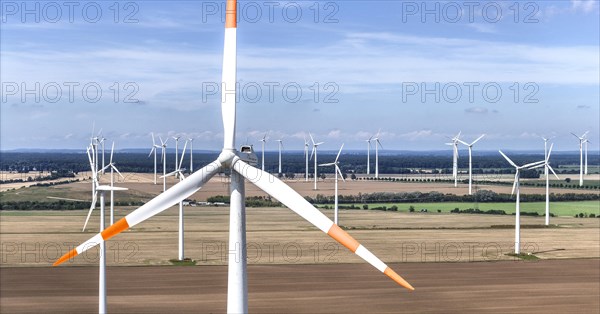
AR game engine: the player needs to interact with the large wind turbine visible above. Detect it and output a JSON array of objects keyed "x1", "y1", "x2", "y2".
[
  {"x1": 309, "y1": 133, "x2": 324, "y2": 190},
  {"x1": 276, "y1": 139, "x2": 283, "y2": 175},
  {"x1": 499, "y1": 151, "x2": 544, "y2": 254},
  {"x1": 162, "y1": 141, "x2": 188, "y2": 261},
  {"x1": 259, "y1": 132, "x2": 267, "y2": 171},
  {"x1": 457, "y1": 134, "x2": 485, "y2": 195},
  {"x1": 373, "y1": 131, "x2": 383, "y2": 179},
  {"x1": 366, "y1": 136, "x2": 372, "y2": 175},
  {"x1": 159, "y1": 137, "x2": 169, "y2": 192},
  {"x1": 98, "y1": 142, "x2": 125, "y2": 225},
  {"x1": 319, "y1": 144, "x2": 345, "y2": 225},
  {"x1": 53, "y1": 3, "x2": 414, "y2": 313},
  {"x1": 571, "y1": 131, "x2": 589, "y2": 186},
  {"x1": 149, "y1": 133, "x2": 161, "y2": 185},
  {"x1": 532, "y1": 142, "x2": 560, "y2": 226},
  {"x1": 83, "y1": 144, "x2": 127, "y2": 313}
]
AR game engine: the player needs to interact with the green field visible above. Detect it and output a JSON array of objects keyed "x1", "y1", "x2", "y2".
[{"x1": 334, "y1": 201, "x2": 599, "y2": 217}]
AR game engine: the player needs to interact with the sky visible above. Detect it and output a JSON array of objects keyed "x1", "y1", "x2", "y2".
[{"x1": 1, "y1": 0, "x2": 599, "y2": 152}]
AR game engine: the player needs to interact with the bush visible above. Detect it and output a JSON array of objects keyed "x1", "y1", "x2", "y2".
[
  {"x1": 408, "y1": 205, "x2": 415, "y2": 213},
  {"x1": 362, "y1": 204, "x2": 369, "y2": 210}
]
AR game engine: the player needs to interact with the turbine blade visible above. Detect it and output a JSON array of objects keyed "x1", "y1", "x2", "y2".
[
  {"x1": 152, "y1": 132, "x2": 156, "y2": 146},
  {"x1": 112, "y1": 165, "x2": 124, "y2": 179},
  {"x1": 309, "y1": 133, "x2": 315, "y2": 145},
  {"x1": 54, "y1": 160, "x2": 222, "y2": 266},
  {"x1": 82, "y1": 193, "x2": 97, "y2": 232},
  {"x1": 97, "y1": 185, "x2": 128, "y2": 191},
  {"x1": 522, "y1": 160, "x2": 545, "y2": 169},
  {"x1": 336, "y1": 165, "x2": 345, "y2": 182},
  {"x1": 546, "y1": 143, "x2": 554, "y2": 161},
  {"x1": 582, "y1": 131, "x2": 589, "y2": 138},
  {"x1": 499, "y1": 150, "x2": 518, "y2": 168},
  {"x1": 471, "y1": 134, "x2": 485, "y2": 145},
  {"x1": 548, "y1": 165, "x2": 560, "y2": 180},
  {"x1": 232, "y1": 160, "x2": 414, "y2": 291},
  {"x1": 179, "y1": 141, "x2": 188, "y2": 168},
  {"x1": 221, "y1": 0, "x2": 238, "y2": 149},
  {"x1": 511, "y1": 172, "x2": 518, "y2": 196},
  {"x1": 335, "y1": 144, "x2": 344, "y2": 163},
  {"x1": 148, "y1": 147, "x2": 155, "y2": 158},
  {"x1": 457, "y1": 139, "x2": 468, "y2": 146},
  {"x1": 110, "y1": 142, "x2": 115, "y2": 164}
]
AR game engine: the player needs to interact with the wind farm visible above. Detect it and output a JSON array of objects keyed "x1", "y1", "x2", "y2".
[{"x1": 1, "y1": 0, "x2": 599, "y2": 313}]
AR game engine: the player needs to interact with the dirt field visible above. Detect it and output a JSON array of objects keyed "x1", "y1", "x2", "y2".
[
  {"x1": 2, "y1": 208, "x2": 598, "y2": 267},
  {"x1": 1, "y1": 259, "x2": 598, "y2": 313}
]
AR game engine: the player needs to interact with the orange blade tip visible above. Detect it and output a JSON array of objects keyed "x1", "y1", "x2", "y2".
[
  {"x1": 53, "y1": 248, "x2": 78, "y2": 266},
  {"x1": 384, "y1": 267, "x2": 415, "y2": 291}
]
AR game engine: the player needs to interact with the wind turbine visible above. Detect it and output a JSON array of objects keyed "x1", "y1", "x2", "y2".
[
  {"x1": 98, "y1": 142, "x2": 125, "y2": 225},
  {"x1": 373, "y1": 130, "x2": 383, "y2": 179},
  {"x1": 584, "y1": 138, "x2": 590, "y2": 175},
  {"x1": 304, "y1": 135, "x2": 309, "y2": 181},
  {"x1": 82, "y1": 144, "x2": 127, "y2": 314},
  {"x1": 571, "y1": 131, "x2": 589, "y2": 186},
  {"x1": 259, "y1": 132, "x2": 268, "y2": 171},
  {"x1": 457, "y1": 134, "x2": 485, "y2": 195},
  {"x1": 99, "y1": 136, "x2": 106, "y2": 175},
  {"x1": 531, "y1": 142, "x2": 560, "y2": 226},
  {"x1": 276, "y1": 139, "x2": 283, "y2": 174},
  {"x1": 149, "y1": 133, "x2": 161, "y2": 185},
  {"x1": 319, "y1": 144, "x2": 345, "y2": 225},
  {"x1": 173, "y1": 135, "x2": 181, "y2": 178},
  {"x1": 499, "y1": 151, "x2": 544, "y2": 254},
  {"x1": 53, "y1": 3, "x2": 414, "y2": 313},
  {"x1": 309, "y1": 133, "x2": 324, "y2": 190},
  {"x1": 445, "y1": 131, "x2": 461, "y2": 187},
  {"x1": 159, "y1": 137, "x2": 169, "y2": 192},
  {"x1": 188, "y1": 138, "x2": 194, "y2": 173},
  {"x1": 162, "y1": 141, "x2": 188, "y2": 261},
  {"x1": 366, "y1": 136, "x2": 373, "y2": 175}
]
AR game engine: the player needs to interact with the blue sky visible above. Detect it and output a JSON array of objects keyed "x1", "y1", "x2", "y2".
[{"x1": 1, "y1": 0, "x2": 598, "y2": 152}]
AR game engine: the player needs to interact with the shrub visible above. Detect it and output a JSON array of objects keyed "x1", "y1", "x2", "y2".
[
  {"x1": 362, "y1": 204, "x2": 369, "y2": 210},
  {"x1": 408, "y1": 205, "x2": 415, "y2": 213}
]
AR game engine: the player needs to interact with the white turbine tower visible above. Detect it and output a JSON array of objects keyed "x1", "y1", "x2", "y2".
[
  {"x1": 82, "y1": 144, "x2": 127, "y2": 314},
  {"x1": 260, "y1": 132, "x2": 268, "y2": 171},
  {"x1": 173, "y1": 135, "x2": 181, "y2": 178},
  {"x1": 148, "y1": 133, "x2": 160, "y2": 185},
  {"x1": 319, "y1": 144, "x2": 345, "y2": 225},
  {"x1": 499, "y1": 151, "x2": 544, "y2": 255},
  {"x1": 457, "y1": 134, "x2": 485, "y2": 195},
  {"x1": 99, "y1": 136, "x2": 106, "y2": 175},
  {"x1": 571, "y1": 131, "x2": 588, "y2": 186},
  {"x1": 98, "y1": 142, "x2": 125, "y2": 225},
  {"x1": 304, "y1": 135, "x2": 309, "y2": 181},
  {"x1": 309, "y1": 133, "x2": 324, "y2": 190},
  {"x1": 532, "y1": 142, "x2": 560, "y2": 226},
  {"x1": 54, "y1": 3, "x2": 414, "y2": 313},
  {"x1": 162, "y1": 141, "x2": 188, "y2": 261},
  {"x1": 366, "y1": 136, "x2": 373, "y2": 175},
  {"x1": 373, "y1": 130, "x2": 383, "y2": 179},
  {"x1": 188, "y1": 138, "x2": 194, "y2": 173},
  {"x1": 159, "y1": 137, "x2": 169, "y2": 192},
  {"x1": 276, "y1": 139, "x2": 283, "y2": 175},
  {"x1": 584, "y1": 138, "x2": 590, "y2": 175}
]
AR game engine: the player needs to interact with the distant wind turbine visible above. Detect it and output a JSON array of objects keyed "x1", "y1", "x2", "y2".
[
  {"x1": 188, "y1": 138, "x2": 194, "y2": 172},
  {"x1": 98, "y1": 142, "x2": 125, "y2": 225},
  {"x1": 304, "y1": 135, "x2": 309, "y2": 181},
  {"x1": 571, "y1": 131, "x2": 589, "y2": 186},
  {"x1": 276, "y1": 139, "x2": 284, "y2": 174},
  {"x1": 366, "y1": 136, "x2": 373, "y2": 175},
  {"x1": 159, "y1": 137, "x2": 169, "y2": 192},
  {"x1": 373, "y1": 130, "x2": 383, "y2": 179},
  {"x1": 319, "y1": 144, "x2": 345, "y2": 225},
  {"x1": 260, "y1": 132, "x2": 268, "y2": 171},
  {"x1": 149, "y1": 133, "x2": 161, "y2": 185},
  {"x1": 531, "y1": 142, "x2": 559, "y2": 226},
  {"x1": 457, "y1": 134, "x2": 485, "y2": 195},
  {"x1": 173, "y1": 135, "x2": 181, "y2": 179},
  {"x1": 309, "y1": 133, "x2": 324, "y2": 190},
  {"x1": 162, "y1": 140, "x2": 188, "y2": 261},
  {"x1": 446, "y1": 131, "x2": 461, "y2": 187}
]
